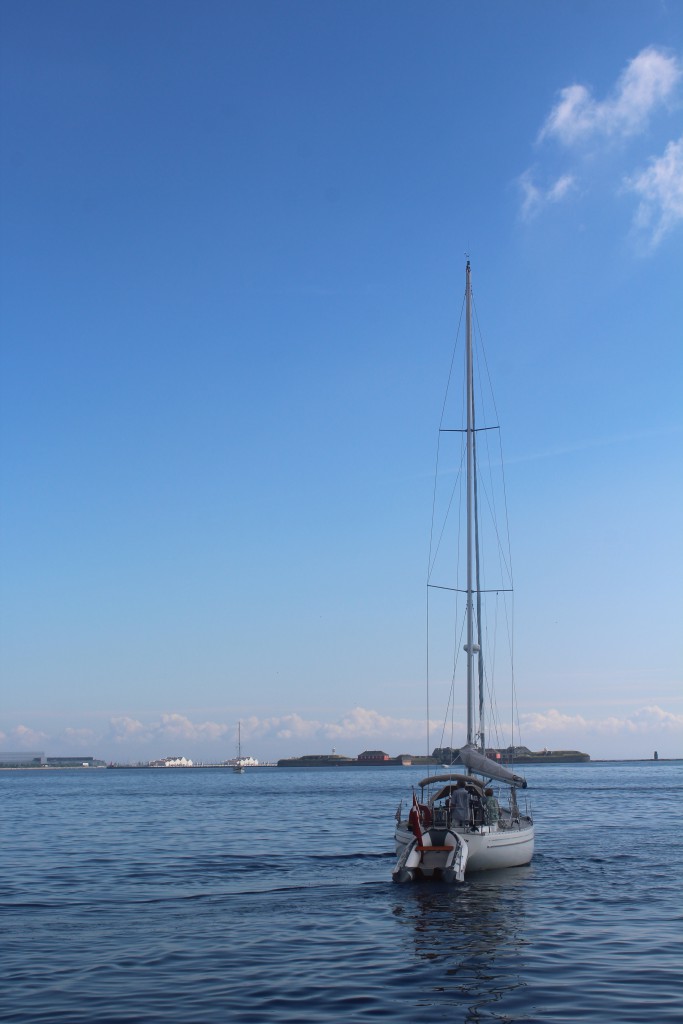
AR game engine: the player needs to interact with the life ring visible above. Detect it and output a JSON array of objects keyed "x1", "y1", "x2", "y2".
[{"x1": 418, "y1": 803, "x2": 433, "y2": 827}]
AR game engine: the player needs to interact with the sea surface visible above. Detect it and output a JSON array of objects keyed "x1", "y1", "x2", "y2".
[{"x1": 2, "y1": 760, "x2": 681, "y2": 1023}]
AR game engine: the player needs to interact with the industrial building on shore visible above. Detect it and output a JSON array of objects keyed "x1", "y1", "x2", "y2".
[{"x1": 0, "y1": 751, "x2": 106, "y2": 768}]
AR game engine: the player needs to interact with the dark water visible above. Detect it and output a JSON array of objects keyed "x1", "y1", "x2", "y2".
[{"x1": 2, "y1": 761, "x2": 681, "y2": 1023}]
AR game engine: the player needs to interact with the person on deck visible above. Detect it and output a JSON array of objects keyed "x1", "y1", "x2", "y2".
[
  {"x1": 450, "y1": 780, "x2": 470, "y2": 826},
  {"x1": 484, "y1": 788, "x2": 500, "y2": 824}
]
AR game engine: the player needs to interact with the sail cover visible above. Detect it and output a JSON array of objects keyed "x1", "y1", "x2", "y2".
[{"x1": 458, "y1": 744, "x2": 528, "y2": 788}]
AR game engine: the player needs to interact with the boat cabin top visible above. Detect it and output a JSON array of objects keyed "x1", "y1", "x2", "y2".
[{"x1": 418, "y1": 773, "x2": 487, "y2": 805}]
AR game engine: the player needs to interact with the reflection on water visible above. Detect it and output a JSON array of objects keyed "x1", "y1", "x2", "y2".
[{"x1": 391, "y1": 868, "x2": 533, "y2": 1021}]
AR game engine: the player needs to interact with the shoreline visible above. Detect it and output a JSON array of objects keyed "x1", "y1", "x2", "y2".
[{"x1": 2, "y1": 757, "x2": 680, "y2": 771}]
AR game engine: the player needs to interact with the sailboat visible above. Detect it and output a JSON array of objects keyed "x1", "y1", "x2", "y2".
[
  {"x1": 392, "y1": 261, "x2": 535, "y2": 883},
  {"x1": 232, "y1": 721, "x2": 246, "y2": 773}
]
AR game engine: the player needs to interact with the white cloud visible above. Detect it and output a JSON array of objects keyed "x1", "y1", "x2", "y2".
[
  {"x1": 322, "y1": 706, "x2": 425, "y2": 740},
  {"x1": 156, "y1": 713, "x2": 231, "y2": 742},
  {"x1": 624, "y1": 134, "x2": 683, "y2": 247},
  {"x1": 97, "y1": 707, "x2": 430, "y2": 758},
  {"x1": 5, "y1": 701, "x2": 682, "y2": 762},
  {"x1": 60, "y1": 727, "x2": 96, "y2": 744},
  {"x1": 519, "y1": 47, "x2": 683, "y2": 242},
  {"x1": 6, "y1": 724, "x2": 49, "y2": 748},
  {"x1": 242, "y1": 707, "x2": 430, "y2": 745},
  {"x1": 547, "y1": 174, "x2": 576, "y2": 201},
  {"x1": 107, "y1": 712, "x2": 231, "y2": 745},
  {"x1": 243, "y1": 712, "x2": 323, "y2": 741},
  {"x1": 540, "y1": 46, "x2": 682, "y2": 146},
  {"x1": 519, "y1": 170, "x2": 577, "y2": 218},
  {"x1": 108, "y1": 716, "x2": 149, "y2": 742},
  {"x1": 522, "y1": 704, "x2": 683, "y2": 737}
]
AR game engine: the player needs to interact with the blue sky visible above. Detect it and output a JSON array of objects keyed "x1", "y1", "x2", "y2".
[{"x1": 1, "y1": 1, "x2": 681, "y2": 763}]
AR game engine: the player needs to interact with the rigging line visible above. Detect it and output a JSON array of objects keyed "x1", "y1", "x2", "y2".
[
  {"x1": 451, "y1": 589, "x2": 466, "y2": 749},
  {"x1": 438, "y1": 625, "x2": 456, "y2": 751},
  {"x1": 473, "y1": 294, "x2": 516, "y2": 591},
  {"x1": 475, "y1": 591, "x2": 505, "y2": 752},
  {"x1": 427, "y1": 443, "x2": 466, "y2": 581},
  {"x1": 472, "y1": 293, "x2": 502, "y2": 428},
  {"x1": 475, "y1": 473, "x2": 513, "y2": 586},
  {"x1": 438, "y1": 292, "x2": 467, "y2": 431},
  {"x1": 472, "y1": 394, "x2": 487, "y2": 751},
  {"x1": 499, "y1": 588, "x2": 520, "y2": 750},
  {"x1": 472, "y1": 297, "x2": 515, "y2": 597},
  {"x1": 426, "y1": 588, "x2": 430, "y2": 760},
  {"x1": 507, "y1": 591, "x2": 524, "y2": 755},
  {"x1": 447, "y1": 435, "x2": 464, "y2": 754},
  {"x1": 438, "y1": 603, "x2": 466, "y2": 752},
  {"x1": 491, "y1": 592, "x2": 499, "y2": 707},
  {"x1": 475, "y1": 352, "x2": 500, "y2": 589},
  {"x1": 427, "y1": 295, "x2": 465, "y2": 765},
  {"x1": 449, "y1": 433, "x2": 464, "y2": 755},
  {"x1": 437, "y1": 659, "x2": 454, "y2": 753},
  {"x1": 497, "y1": 421, "x2": 515, "y2": 591},
  {"x1": 482, "y1": 601, "x2": 496, "y2": 748},
  {"x1": 428, "y1": 291, "x2": 465, "y2": 588},
  {"x1": 428, "y1": 585, "x2": 513, "y2": 593},
  {"x1": 437, "y1": 605, "x2": 467, "y2": 752},
  {"x1": 486, "y1": 595, "x2": 506, "y2": 750},
  {"x1": 474, "y1": 601, "x2": 484, "y2": 745},
  {"x1": 501, "y1": 588, "x2": 514, "y2": 685},
  {"x1": 472, "y1": 325, "x2": 513, "y2": 593},
  {"x1": 427, "y1": 430, "x2": 444, "y2": 577},
  {"x1": 484, "y1": 382, "x2": 515, "y2": 595},
  {"x1": 456, "y1": 432, "x2": 464, "y2": 640}
]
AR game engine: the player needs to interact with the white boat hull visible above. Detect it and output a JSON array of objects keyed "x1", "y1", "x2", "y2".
[{"x1": 394, "y1": 818, "x2": 534, "y2": 880}]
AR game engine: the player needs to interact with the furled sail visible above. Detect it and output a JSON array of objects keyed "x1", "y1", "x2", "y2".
[{"x1": 458, "y1": 743, "x2": 528, "y2": 788}]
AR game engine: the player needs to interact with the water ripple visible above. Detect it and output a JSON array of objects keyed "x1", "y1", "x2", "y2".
[{"x1": 1, "y1": 761, "x2": 681, "y2": 1023}]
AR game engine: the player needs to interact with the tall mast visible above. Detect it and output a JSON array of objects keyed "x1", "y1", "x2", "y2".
[{"x1": 465, "y1": 261, "x2": 475, "y2": 745}]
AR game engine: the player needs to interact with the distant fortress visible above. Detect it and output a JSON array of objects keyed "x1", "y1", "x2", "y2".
[
  {"x1": 276, "y1": 746, "x2": 591, "y2": 767},
  {"x1": 431, "y1": 745, "x2": 591, "y2": 766},
  {"x1": 277, "y1": 750, "x2": 415, "y2": 767}
]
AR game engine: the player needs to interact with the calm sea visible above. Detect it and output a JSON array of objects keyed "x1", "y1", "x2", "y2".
[{"x1": 2, "y1": 760, "x2": 681, "y2": 1023}]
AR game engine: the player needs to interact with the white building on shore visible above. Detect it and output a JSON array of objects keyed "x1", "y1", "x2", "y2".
[{"x1": 149, "y1": 755, "x2": 194, "y2": 767}]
